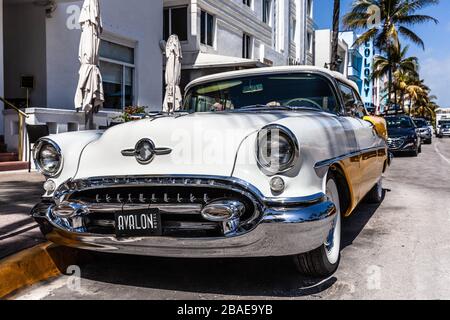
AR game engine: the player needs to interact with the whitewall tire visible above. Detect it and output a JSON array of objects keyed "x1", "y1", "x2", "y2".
[{"x1": 294, "y1": 174, "x2": 342, "y2": 277}]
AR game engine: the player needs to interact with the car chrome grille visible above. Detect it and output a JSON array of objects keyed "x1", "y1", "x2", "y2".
[
  {"x1": 63, "y1": 178, "x2": 261, "y2": 237},
  {"x1": 387, "y1": 138, "x2": 405, "y2": 149}
]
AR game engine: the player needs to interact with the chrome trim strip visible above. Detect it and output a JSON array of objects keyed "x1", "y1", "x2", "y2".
[
  {"x1": 314, "y1": 146, "x2": 388, "y2": 177},
  {"x1": 54, "y1": 175, "x2": 325, "y2": 206},
  {"x1": 84, "y1": 203, "x2": 203, "y2": 215},
  {"x1": 230, "y1": 129, "x2": 259, "y2": 177},
  {"x1": 164, "y1": 221, "x2": 218, "y2": 231}
]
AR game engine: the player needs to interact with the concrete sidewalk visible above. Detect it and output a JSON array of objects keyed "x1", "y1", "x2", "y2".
[{"x1": 0, "y1": 171, "x2": 46, "y2": 259}]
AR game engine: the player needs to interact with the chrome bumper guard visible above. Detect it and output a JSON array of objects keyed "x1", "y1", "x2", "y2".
[{"x1": 32, "y1": 176, "x2": 337, "y2": 258}]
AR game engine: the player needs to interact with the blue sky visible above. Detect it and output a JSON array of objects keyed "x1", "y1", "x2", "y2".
[{"x1": 315, "y1": 0, "x2": 450, "y2": 108}]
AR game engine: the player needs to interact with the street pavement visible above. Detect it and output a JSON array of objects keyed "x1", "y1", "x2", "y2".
[
  {"x1": 8, "y1": 138, "x2": 450, "y2": 300},
  {"x1": 0, "y1": 171, "x2": 45, "y2": 259}
]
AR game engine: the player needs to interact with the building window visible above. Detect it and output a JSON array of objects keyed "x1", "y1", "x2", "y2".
[
  {"x1": 243, "y1": 0, "x2": 252, "y2": 8},
  {"x1": 242, "y1": 33, "x2": 252, "y2": 59},
  {"x1": 307, "y1": 0, "x2": 313, "y2": 18},
  {"x1": 307, "y1": 32, "x2": 313, "y2": 54},
  {"x1": 200, "y1": 10, "x2": 214, "y2": 47},
  {"x1": 290, "y1": 17, "x2": 297, "y2": 41},
  {"x1": 262, "y1": 0, "x2": 272, "y2": 24},
  {"x1": 99, "y1": 40, "x2": 135, "y2": 110},
  {"x1": 164, "y1": 7, "x2": 188, "y2": 41}
]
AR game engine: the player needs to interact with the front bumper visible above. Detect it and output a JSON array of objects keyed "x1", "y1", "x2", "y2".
[
  {"x1": 418, "y1": 132, "x2": 432, "y2": 140},
  {"x1": 32, "y1": 197, "x2": 336, "y2": 258},
  {"x1": 388, "y1": 138, "x2": 418, "y2": 153}
]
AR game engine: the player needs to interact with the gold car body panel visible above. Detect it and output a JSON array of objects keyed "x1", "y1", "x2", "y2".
[
  {"x1": 335, "y1": 146, "x2": 388, "y2": 217},
  {"x1": 364, "y1": 116, "x2": 388, "y2": 140}
]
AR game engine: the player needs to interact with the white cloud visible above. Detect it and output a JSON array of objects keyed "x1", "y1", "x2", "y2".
[{"x1": 420, "y1": 56, "x2": 450, "y2": 107}]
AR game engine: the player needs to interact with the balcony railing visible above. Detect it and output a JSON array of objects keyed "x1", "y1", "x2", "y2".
[{"x1": 0, "y1": 97, "x2": 29, "y2": 161}]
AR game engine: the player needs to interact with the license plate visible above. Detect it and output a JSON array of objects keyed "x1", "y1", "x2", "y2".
[{"x1": 115, "y1": 208, "x2": 162, "y2": 238}]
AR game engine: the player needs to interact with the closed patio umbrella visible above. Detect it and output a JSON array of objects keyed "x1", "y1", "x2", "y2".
[
  {"x1": 74, "y1": 0, "x2": 104, "y2": 129},
  {"x1": 163, "y1": 35, "x2": 183, "y2": 113}
]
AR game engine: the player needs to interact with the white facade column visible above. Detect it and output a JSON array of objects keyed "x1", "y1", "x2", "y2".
[{"x1": 277, "y1": 0, "x2": 285, "y2": 53}]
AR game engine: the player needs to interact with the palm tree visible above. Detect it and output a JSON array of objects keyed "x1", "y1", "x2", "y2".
[
  {"x1": 373, "y1": 44, "x2": 419, "y2": 110},
  {"x1": 394, "y1": 71, "x2": 424, "y2": 114},
  {"x1": 343, "y1": 0, "x2": 439, "y2": 105},
  {"x1": 373, "y1": 45, "x2": 418, "y2": 79},
  {"x1": 413, "y1": 89, "x2": 438, "y2": 118},
  {"x1": 330, "y1": 0, "x2": 341, "y2": 71}
]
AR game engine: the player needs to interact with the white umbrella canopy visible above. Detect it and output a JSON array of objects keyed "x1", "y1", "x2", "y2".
[
  {"x1": 74, "y1": 0, "x2": 104, "y2": 128},
  {"x1": 163, "y1": 35, "x2": 183, "y2": 113}
]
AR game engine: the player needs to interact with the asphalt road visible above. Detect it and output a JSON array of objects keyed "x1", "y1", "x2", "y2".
[
  {"x1": 0, "y1": 172, "x2": 45, "y2": 259},
  {"x1": 12, "y1": 138, "x2": 450, "y2": 300}
]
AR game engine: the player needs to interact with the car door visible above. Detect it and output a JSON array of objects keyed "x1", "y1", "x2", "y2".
[
  {"x1": 335, "y1": 83, "x2": 364, "y2": 205},
  {"x1": 338, "y1": 82, "x2": 381, "y2": 202}
]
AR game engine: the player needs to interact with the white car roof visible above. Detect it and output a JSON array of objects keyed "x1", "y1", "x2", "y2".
[{"x1": 185, "y1": 66, "x2": 359, "y2": 93}]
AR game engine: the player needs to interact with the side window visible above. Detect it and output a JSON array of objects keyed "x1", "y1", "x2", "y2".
[
  {"x1": 339, "y1": 83, "x2": 365, "y2": 119},
  {"x1": 352, "y1": 90, "x2": 367, "y2": 118},
  {"x1": 339, "y1": 83, "x2": 356, "y2": 112}
]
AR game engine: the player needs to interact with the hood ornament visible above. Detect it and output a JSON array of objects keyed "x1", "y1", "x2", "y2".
[{"x1": 121, "y1": 139, "x2": 172, "y2": 164}]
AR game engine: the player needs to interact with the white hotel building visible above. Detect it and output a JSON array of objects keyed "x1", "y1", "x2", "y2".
[
  {"x1": 0, "y1": 0, "x2": 315, "y2": 169},
  {"x1": 163, "y1": 0, "x2": 315, "y2": 88}
]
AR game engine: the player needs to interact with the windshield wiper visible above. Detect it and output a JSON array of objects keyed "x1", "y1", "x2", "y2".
[
  {"x1": 238, "y1": 104, "x2": 322, "y2": 111},
  {"x1": 238, "y1": 105, "x2": 294, "y2": 111},
  {"x1": 282, "y1": 105, "x2": 322, "y2": 110}
]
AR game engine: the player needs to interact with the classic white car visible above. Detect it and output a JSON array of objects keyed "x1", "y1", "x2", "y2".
[{"x1": 32, "y1": 66, "x2": 390, "y2": 277}]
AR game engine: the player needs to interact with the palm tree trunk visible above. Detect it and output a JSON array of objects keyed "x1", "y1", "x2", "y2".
[
  {"x1": 330, "y1": 0, "x2": 340, "y2": 71},
  {"x1": 395, "y1": 88, "x2": 398, "y2": 113},
  {"x1": 386, "y1": 40, "x2": 394, "y2": 114},
  {"x1": 401, "y1": 91, "x2": 405, "y2": 113}
]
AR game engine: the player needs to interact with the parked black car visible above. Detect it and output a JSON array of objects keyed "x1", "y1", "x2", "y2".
[
  {"x1": 413, "y1": 118, "x2": 433, "y2": 144},
  {"x1": 386, "y1": 116, "x2": 422, "y2": 157}
]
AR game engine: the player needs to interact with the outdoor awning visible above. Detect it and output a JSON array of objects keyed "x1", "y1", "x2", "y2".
[{"x1": 187, "y1": 53, "x2": 267, "y2": 69}]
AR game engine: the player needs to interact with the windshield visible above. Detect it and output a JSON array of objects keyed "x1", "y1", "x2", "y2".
[
  {"x1": 183, "y1": 73, "x2": 339, "y2": 113},
  {"x1": 413, "y1": 119, "x2": 428, "y2": 128},
  {"x1": 386, "y1": 117, "x2": 415, "y2": 129}
]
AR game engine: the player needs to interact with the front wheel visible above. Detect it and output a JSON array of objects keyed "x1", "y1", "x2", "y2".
[
  {"x1": 365, "y1": 178, "x2": 384, "y2": 204},
  {"x1": 294, "y1": 175, "x2": 341, "y2": 277}
]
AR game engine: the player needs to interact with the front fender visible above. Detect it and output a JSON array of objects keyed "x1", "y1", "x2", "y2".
[
  {"x1": 232, "y1": 131, "x2": 324, "y2": 200},
  {"x1": 39, "y1": 130, "x2": 103, "y2": 197}
]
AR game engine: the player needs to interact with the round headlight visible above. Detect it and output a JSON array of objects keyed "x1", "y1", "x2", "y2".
[
  {"x1": 34, "y1": 139, "x2": 63, "y2": 177},
  {"x1": 256, "y1": 125, "x2": 299, "y2": 175}
]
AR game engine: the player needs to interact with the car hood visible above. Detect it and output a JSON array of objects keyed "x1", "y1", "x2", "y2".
[
  {"x1": 388, "y1": 128, "x2": 416, "y2": 138},
  {"x1": 74, "y1": 112, "x2": 294, "y2": 179}
]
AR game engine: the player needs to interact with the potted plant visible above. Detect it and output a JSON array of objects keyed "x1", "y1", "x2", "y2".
[{"x1": 111, "y1": 106, "x2": 148, "y2": 126}]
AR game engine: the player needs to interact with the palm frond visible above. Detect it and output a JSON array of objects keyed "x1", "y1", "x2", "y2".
[{"x1": 398, "y1": 26, "x2": 425, "y2": 49}]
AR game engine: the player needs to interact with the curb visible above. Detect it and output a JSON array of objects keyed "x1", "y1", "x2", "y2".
[{"x1": 0, "y1": 243, "x2": 82, "y2": 299}]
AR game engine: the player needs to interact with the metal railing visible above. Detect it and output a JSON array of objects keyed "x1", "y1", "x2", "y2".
[{"x1": 0, "y1": 97, "x2": 29, "y2": 161}]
